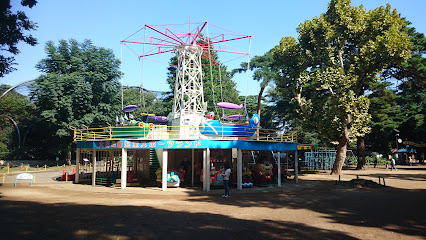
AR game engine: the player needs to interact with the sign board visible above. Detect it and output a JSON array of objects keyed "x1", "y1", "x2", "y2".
[
  {"x1": 14, "y1": 173, "x2": 34, "y2": 187},
  {"x1": 78, "y1": 139, "x2": 297, "y2": 151}
]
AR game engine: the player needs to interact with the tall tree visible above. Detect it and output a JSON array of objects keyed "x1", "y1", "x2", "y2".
[
  {"x1": 0, "y1": 0, "x2": 37, "y2": 77},
  {"x1": 389, "y1": 24, "x2": 426, "y2": 146},
  {"x1": 0, "y1": 84, "x2": 35, "y2": 159},
  {"x1": 360, "y1": 22, "x2": 425, "y2": 162},
  {"x1": 365, "y1": 81, "x2": 400, "y2": 155},
  {"x1": 272, "y1": 0, "x2": 411, "y2": 174},
  {"x1": 237, "y1": 51, "x2": 277, "y2": 118},
  {"x1": 30, "y1": 39, "x2": 121, "y2": 163}
]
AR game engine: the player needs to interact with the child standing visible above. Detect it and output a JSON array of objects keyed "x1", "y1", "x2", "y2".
[{"x1": 222, "y1": 163, "x2": 231, "y2": 198}]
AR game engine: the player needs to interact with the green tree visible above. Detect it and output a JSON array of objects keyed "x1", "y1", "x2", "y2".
[
  {"x1": 0, "y1": 0, "x2": 37, "y2": 77},
  {"x1": 237, "y1": 51, "x2": 277, "y2": 118},
  {"x1": 30, "y1": 39, "x2": 121, "y2": 163},
  {"x1": 0, "y1": 84, "x2": 35, "y2": 159},
  {"x1": 235, "y1": 51, "x2": 282, "y2": 138},
  {"x1": 122, "y1": 87, "x2": 168, "y2": 118},
  {"x1": 363, "y1": 23, "x2": 425, "y2": 161},
  {"x1": 241, "y1": 95, "x2": 277, "y2": 130},
  {"x1": 365, "y1": 81, "x2": 400, "y2": 155},
  {"x1": 391, "y1": 24, "x2": 426, "y2": 146},
  {"x1": 272, "y1": 0, "x2": 411, "y2": 174}
]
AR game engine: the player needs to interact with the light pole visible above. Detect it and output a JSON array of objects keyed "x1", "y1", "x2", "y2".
[
  {"x1": 395, "y1": 132, "x2": 402, "y2": 162},
  {"x1": 396, "y1": 133, "x2": 399, "y2": 150}
]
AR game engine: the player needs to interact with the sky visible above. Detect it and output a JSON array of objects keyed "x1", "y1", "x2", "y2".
[{"x1": 2, "y1": 0, "x2": 425, "y2": 97}]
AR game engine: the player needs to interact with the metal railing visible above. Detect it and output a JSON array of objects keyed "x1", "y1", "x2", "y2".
[{"x1": 72, "y1": 124, "x2": 297, "y2": 143}]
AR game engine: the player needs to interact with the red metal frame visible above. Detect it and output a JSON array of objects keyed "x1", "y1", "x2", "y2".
[{"x1": 121, "y1": 21, "x2": 251, "y2": 64}]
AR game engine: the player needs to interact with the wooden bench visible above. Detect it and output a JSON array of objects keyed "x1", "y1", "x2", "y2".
[{"x1": 95, "y1": 178, "x2": 109, "y2": 186}]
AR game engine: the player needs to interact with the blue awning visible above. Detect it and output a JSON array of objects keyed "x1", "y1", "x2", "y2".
[
  {"x1": 77, "y1": 139, "x2": 297, "y2": 151},
  {"x1": 397, "y1": 147, "x2": 416, "y2": 153}
]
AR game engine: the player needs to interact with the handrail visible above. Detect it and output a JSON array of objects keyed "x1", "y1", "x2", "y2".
[{"x1": 71, "y1": 124, "x2": 298, "y2": 142}]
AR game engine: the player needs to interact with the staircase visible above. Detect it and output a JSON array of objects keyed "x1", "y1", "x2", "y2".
[
  {"x1": 248, "y1": 151, "x2": 256, "y2": 167},
  {"x1": 149, "y1": 149, "x2": 160, "y2": 180}
]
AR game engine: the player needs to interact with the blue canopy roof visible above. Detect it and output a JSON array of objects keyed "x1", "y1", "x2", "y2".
[{"x1": 397, "y1": 147, "x2": 416, "y2": 153}]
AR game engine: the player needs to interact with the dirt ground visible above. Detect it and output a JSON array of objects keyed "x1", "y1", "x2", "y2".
[{"x1": 0, "y1": 164, "x2": 425, "y2": 240}]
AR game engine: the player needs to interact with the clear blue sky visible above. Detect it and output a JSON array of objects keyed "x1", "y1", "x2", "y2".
[{"x1": 2, "y1": 0, "x2": 425, "y2": 97}]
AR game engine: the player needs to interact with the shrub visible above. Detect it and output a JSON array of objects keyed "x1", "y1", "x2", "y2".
[{"x1": 345, "y1": 156, "x2": 357, "y2": 165}]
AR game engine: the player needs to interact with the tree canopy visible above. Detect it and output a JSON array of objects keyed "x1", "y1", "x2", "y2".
[
  {"x1": 392, "y1": 24, "x2": 426, "y2": 145},
  {"x1": 30, "y1": 39, "x2": 121, "y2": 161},
  {"x1": 122, "y1": 86, "x2": 168, "y2": 117},
  {"x1": 0, "y1": 84, "x2": 35, "y2": 159},
  {"x1": 236, "y1": 51, "x2": 278, "y2": 124},
  {"x1": 272, "y1": 0, "x2": 411, "y2": 174},
  {"x1": 0, "y1": 0, "x2": 38, "y2": 77},
  {"x1": 364, "y1": 22, "x2": 426, "y2": 156}
]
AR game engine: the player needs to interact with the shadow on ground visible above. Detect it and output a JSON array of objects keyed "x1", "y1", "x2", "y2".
[
  {"x1": 185, "y1": 179, "x2": 426, "y2": 238},
  {"x1": 1, "y1": 166, "x2": 425, "y2": 239},
  {"x1": 0, "y1": 198, "x2": 357, "y2": 240}
]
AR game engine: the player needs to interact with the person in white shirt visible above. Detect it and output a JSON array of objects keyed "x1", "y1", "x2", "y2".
[
  {"x1": 222, "y1": 163, "x2": 231, "y2": 198},
  {"x1": 391, "y1": 158, "x2": 397, "y2": 171}
]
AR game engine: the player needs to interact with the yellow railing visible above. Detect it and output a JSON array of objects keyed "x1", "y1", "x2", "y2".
[
  {"x1": 257, "y1": 129, "x2": 297, "y2": 142},
  {"x1": 71, "y1": 124, "x2": 297, "y2": 143}
]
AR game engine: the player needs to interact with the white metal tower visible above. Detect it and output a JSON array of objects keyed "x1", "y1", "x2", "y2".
[
  {"x1": 170, "y1": 44, "x2": 206, "y2": 138},
  {"x1": 172, "y1": 44, "x2": 205, "y2": 119}
]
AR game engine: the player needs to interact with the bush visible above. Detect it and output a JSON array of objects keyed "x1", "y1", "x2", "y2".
[
  {"x1": 346, "y1": 152, "x2": 389, "y2": 166},
  {"x1": 345, "y1": 156, "x2": 357, "y2": 165},
  {"x1": 369, "y1": 152, "x2": 388, "y2": 165},
  {"x1": 366, "y1": 155, "x2": 374, "y2": 164}
]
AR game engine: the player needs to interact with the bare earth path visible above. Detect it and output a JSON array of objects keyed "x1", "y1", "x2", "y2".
[{"x1": 0, "y1": 165, "x2": 425, "y2": 240}]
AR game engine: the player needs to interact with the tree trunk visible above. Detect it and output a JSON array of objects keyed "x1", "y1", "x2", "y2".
[
  {"x1": 331, "y1": 132, "x2": 348, "y2": 175},
  {"x1": 66, "y1": 150, "x2": 72, "y2": 165},
  {"x1": 255, "y1": 83, "x2": 267, "y2": 139},
  {"x1": 354, "y1": 84, "x2": 366, "y2": 170},
  {"x1": 331, "y1": 117, "x2": 351, "y2": 175},
  {"x1": 356, "y1": 136, "x2": 366, "y2": 169}
]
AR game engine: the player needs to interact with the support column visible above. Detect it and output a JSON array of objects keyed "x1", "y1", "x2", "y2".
[
  {"x1": 295, "y1": 150, "x2": 298, "y2": 184},
  {"x1": 237, "y1": 149, "x2": 242, "y2": 190},
  {"x1": 286, "y1": 151, "x2": 289, "y2": 172},
  {"x1": 277, "y1": 152, "x2": 281, "y2": 187},
  {"x1": 109, "y1": 150, "x2": 114, "y2": 173},
  {"x1": 206, "y1": 148, "x2": 210, "y2": 192},
  {"x1": 121, "y1": 148, "x2": 127, "y2": 189},
  {"x1": 191, "y1": 149, "x2": 194, "y2": 187},
  {"x1": 75, "y1": 148, "x2": 80, "y2": 183},
  {"x1": 203, "y1": 149, "x2": 206, "y2": 191},
  {"x1": 162, "y1": 149, "x2": 168, "y2": 191},
  {"x1": 92, "y1": 149, "x2": 97, "y2": 187}
]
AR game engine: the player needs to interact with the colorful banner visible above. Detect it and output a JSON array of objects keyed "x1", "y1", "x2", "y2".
[{"x1": 77, "y1": 139, "x2": 297, "y2": 151}]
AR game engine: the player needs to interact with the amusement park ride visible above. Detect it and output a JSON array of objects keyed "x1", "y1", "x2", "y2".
[
  {"x1": 72, "y1": 20, "x2": 298, "y2": 191},
  {"x1": 117, "y1": 20, "x2": 257, "y2": 139}
]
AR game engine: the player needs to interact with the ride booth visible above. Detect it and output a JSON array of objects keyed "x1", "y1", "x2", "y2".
[
  {"x1": 74, "y1": 139, "x2": 298, "y2": 192},
  {"x1": 200, "y1": 149, "x2": 233, "y2": 188},
  {"x1": 243, "y1": 151, "x2": 282, "y2": 187},
  {"x1": 74, "y1": 148, "x2": 153, "y2": 187},
  {"x1": 154, "y1": 149, "x2": 204, "y2": 188}
]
